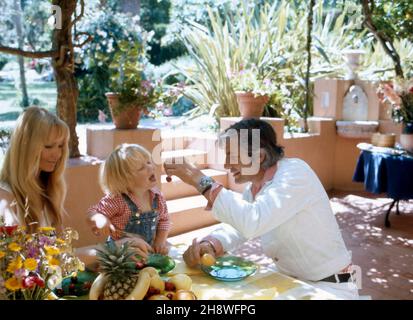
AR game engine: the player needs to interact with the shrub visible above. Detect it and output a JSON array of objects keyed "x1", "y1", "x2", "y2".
[{"x1": 76, "y1": 9, "x2": 147, "y2": 122}]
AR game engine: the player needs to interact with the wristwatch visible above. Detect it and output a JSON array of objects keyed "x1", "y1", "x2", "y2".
[{"x1": 197, "y1": 176, "x2": 214, "y2": 195}]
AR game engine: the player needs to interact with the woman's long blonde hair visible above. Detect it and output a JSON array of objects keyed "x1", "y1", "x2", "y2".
[{"x1": 0, "y1": 107, "x2": 69, "y2": 231}]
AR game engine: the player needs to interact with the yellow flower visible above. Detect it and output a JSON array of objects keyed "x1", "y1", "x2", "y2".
[
  {"x1": 48, "y1": 256, "x2": 60, "y2": 267},
  {"x1": 44, "y1": 246, "x2": 60, "y2": 256},
  {"x1": 8, "y1": 242, "x2": 22, "y2": 252},
  {"x1": 38, "y1": 226, "x2": 55, "y2": 232},
  {"x1": 0, "y1": 251, "x2": 5, "y2": 259},
  {"x1": 55, "y1": 238, "x2": 66, "y2": 245},
  {"x1": 5, "y1": 277, "x2": 21, "y2": 291},
  {"x1": 6, "y1": 256, "x2": 22, "y2": 273},
  {"x1": 24, "y1": 258, "x2": 38, "y2": 271}
]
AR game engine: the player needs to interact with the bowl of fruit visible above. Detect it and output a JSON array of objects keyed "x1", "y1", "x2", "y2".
[{"x1": 88, "y1": 241, "x2": 196, "y2": 300}]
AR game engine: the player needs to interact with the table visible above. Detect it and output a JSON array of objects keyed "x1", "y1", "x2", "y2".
[
  {"x1": 167, "y1": 227, "x2": 339, "y2": 300},
  {"x1": 353, "y1": 143, "x2": 413, "y2": 227}
]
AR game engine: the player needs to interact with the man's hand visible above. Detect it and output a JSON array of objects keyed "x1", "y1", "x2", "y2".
[
  {"x1": 183, "y1": 238, "x2": 216, "y2": 268},
  {"x1": 163, "y1": 157, "x2": 204, "y2": 189}
]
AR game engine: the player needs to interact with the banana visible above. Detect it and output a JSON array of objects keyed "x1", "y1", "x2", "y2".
[
  {"x1": 89, "y1": 273, "x2": 108, "y2": 300},
  {"x1": 139, "y1": 266, "x2": 158, "y2": 277},
  {"x1": 89, "y1": 267, "x2": 160, "y2": 300},
  {"x1": 126, "y1": 271, "x2": 151, "y2": 300}
]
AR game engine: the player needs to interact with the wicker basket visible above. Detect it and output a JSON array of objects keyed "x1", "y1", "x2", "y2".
[{"x1": 371, "y1": 133, "x2": 396, "y2": 148}]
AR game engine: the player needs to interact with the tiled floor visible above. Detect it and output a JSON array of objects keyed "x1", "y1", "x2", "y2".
[{"x1": 329, "y1": 190, "x2": 413, "y2": 300}]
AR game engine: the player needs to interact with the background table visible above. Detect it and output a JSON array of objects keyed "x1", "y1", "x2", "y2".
[{"x1": 353, "y1": 146, "x2": 413, "y2": 227}]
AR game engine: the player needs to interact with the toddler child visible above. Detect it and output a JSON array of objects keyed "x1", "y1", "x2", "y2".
[{"x1": 88, "y1": 143, "x2": 170, "y2": 254}]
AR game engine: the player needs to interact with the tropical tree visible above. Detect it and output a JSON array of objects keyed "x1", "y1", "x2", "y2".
[
  {"x1": 0, "y1": 0, "x2": 92, "y2": 157},
  {"x1": 362, "y1": 0, "x2": 404, "y2": 78},
  {"x1": 177, "y1": 0, "x2": 365, "y2": 130},
  {"x1": 12, "y1": 0, "x2": 30, "y2": 107}
]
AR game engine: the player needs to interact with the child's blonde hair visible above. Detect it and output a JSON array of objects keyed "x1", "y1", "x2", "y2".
[
  {"x1": 100, "y1": 143, "x2": 152, "y2": 195},
  {"x1": 0, "y1": 107, "x2": 69, "y2": 231}
]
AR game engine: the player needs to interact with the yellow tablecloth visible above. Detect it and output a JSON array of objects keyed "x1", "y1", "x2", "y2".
[{"x1": 166, "y1": 244, "x2": 338, "y2": 300}]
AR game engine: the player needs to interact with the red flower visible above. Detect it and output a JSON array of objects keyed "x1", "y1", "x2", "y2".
[
  {"x1": 409, "y1": 87, "x2": 413, "y2": 93},
  {"x1": 22, "y1": 275, "x2": 45, "y2": 289},
  {"x1": 0, "y1": 225, "x2": 18, "y2": 236},
  {"x1": 34, "y1": 276, "x2": 45, "y2": 288},
  {"x1": 22, "y1": 276, "x2": 37, "y2": 289},
  {"x1": 23, "y1": 275, "x2": 45, "y2": 289}
]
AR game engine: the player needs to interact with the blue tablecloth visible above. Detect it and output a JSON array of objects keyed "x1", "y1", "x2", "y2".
[{"x1": 353, "y1": 150, "x2": 413, "y2": 200}]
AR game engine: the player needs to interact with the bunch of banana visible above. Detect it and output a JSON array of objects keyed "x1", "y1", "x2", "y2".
[{"x1": 89, "y1": 267, "x2": 197, "y2": 300}]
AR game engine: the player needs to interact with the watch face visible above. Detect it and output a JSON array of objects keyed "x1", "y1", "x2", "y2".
[{"x1": 199, "y1": 176, "x2": 213, "y2": 192}]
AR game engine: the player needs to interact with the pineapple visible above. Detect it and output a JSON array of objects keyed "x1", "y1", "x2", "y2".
[{"x1": 96, "y1": 240, "x2": 139, "y2": 300}]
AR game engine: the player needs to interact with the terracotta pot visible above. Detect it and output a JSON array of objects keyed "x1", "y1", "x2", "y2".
[
  {"x1": 235, "y1": 91, "x2": 269, "y2": 119},
  {"x1": 106, "y1": 92, "x2": 142, "y2": 129}
]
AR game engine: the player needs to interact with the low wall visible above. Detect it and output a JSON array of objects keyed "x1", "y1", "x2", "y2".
[
  {"x1": 64, "y1": 117, "x2": 402, "y2": 247},
  {"x1": 63, "y1": 156, "x2": 106, "y2": 248}
]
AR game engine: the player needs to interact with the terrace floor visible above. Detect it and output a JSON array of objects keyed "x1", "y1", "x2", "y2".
[
  {"x1": 171, "y1": 190, "x2": 413, "y2": 300},
  {"x1": 329, "y1": 190, "x2": 413, "y2": 300}
]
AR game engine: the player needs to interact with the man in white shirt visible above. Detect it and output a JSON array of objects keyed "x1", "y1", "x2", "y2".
[{"x1": 164, "y1": 118, "x2": 359, "y2": 299}]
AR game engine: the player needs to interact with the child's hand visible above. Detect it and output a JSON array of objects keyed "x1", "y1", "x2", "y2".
[
  {"x1": 121, "y1": 236, "x2": 153, "y2": 260},
  {"x1": 87, "y1": 212, "x2": 114, "y2": 237},
  {"x1": 152, "y1": 240, "x2": 170, "y2": 255}
]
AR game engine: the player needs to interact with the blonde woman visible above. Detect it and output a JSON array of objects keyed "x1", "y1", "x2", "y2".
[
  {"x1": 0, "y1": 106, "x2": 69, "y2": 233},
  {"x1": 88, "y1": 143, "x2": 171, "y2": 257}
]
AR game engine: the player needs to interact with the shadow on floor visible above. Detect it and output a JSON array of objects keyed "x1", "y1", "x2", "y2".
[
  {"x1": 329, "y1": 190, "x2": 413, "y2": 300},
  {"x1": 230, "y1": 190, "x2": 413, "y2": 300}
]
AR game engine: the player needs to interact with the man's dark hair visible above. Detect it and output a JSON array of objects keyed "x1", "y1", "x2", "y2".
[{"x1": 220, "y1": 118, "x2": 284, "y2": 169}]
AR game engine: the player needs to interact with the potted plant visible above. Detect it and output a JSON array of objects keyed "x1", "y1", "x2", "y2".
[
  {"x1": 230, "y1": 67, "x2": 276, "y2": 119},
  {"x1": 378, "y1": 78, "x2": 413, "y2": 152},
  {"x1": 106, "y1": 41, "x2": 168, "y2": 129}
]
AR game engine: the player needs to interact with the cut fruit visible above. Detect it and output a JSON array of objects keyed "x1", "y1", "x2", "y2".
[{"x1": 201, "y1": 253, "x2": 216, "y2": 267}]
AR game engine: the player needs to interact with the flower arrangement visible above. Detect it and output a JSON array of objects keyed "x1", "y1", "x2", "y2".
[
  {"x1": 378, "y1": 78, "x2": 413, "y2": 133},
  {"x1": 0, "y1": 223, "x2": 84, "y2": 300}
]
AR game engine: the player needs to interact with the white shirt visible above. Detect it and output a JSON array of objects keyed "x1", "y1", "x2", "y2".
[{"x1": 210, "y1": 158, "x2": 352, "y2": 282}]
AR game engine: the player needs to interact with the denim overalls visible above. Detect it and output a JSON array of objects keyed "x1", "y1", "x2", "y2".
[{"x1": 120, "y1": 193, "x2": 159, "y2": 245}]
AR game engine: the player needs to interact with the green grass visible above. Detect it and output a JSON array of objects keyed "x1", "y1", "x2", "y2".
[{"x1": 0, "y1": 82, "x2": 57, "y2": 121}]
